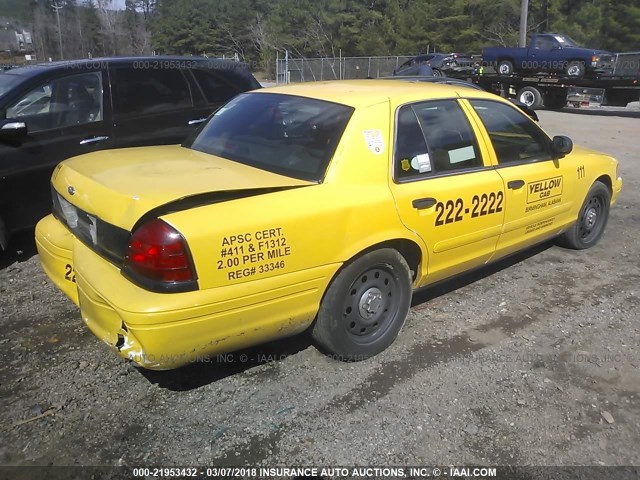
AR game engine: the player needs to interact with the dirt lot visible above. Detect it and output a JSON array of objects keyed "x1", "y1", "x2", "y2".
[{"x1": 1, "y1": 109, "x2": 639, "y2": 472}]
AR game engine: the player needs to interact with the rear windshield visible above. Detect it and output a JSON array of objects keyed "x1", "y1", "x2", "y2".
[
  {"x1": 0, "y1": 74, "x2": 23, "y2": 98},
  {"x1": 187, "y1": 92, "x2": 353, "y2": 182}
]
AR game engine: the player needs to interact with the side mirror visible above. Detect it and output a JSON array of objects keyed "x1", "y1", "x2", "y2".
[
  {"x1": 552, "y1": 135, "x2": 573, "y2": 157},
  {"x1": 0, "y1": 118, "x2": 28, "y2": 141}
]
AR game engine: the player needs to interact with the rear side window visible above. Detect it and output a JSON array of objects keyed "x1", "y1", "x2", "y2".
[
  {"x1": 112, "y1": 67, "x2": 192, "y2": 115},
  {"x1": 470, "y1": 100, "x2": 551, "y2": 165},
  {"x1": 394, "y1": 99, "x2": 482, "y2": 180},
  {"x1": 191, "y1": 69, "x2": 240, "y2": 104}
]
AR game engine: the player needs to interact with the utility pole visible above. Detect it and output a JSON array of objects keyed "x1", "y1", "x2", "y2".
[
  {"x1": 52, "y1": 1, "x2": 63, "y2": 60},
  {"x1": 519, "y1": 0, "x2": 529, "y2": 47}
]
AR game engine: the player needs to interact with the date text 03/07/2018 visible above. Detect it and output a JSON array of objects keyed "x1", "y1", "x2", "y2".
[{"x1": 131, "y1": 466, "x2": 499, "y2": 478}]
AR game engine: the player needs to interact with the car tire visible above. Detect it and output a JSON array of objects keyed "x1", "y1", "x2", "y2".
[
  {"x1": 565, "y1": 61, "x2": 586, "y2": 78},
  {"x1": 557, "y1": 181, "x2": 610, "y2": 250},
  {"x1": 312, "y1": 248, "x2": 412, "y2": 361},
  {"x1": 497, "y1": 59, "x2": 514, "y2": 75},
  {"x1": 432, "y1": 68, "x2": 444, "y2": 77},
  {"x1": 517, "y1": 86, "x2": 543, "y2": 109}
]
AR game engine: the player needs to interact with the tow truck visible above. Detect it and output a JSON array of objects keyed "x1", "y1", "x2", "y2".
[{"x1": 453, "y1": 52, "x2": 640, "y2": 110}]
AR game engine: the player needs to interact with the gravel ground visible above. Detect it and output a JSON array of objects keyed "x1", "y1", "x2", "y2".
[{"x1": 0, "y1": 108, "x2": 639, "y2": 470}]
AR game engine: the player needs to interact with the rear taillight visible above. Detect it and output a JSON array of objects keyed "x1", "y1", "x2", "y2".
[{"x1": 123, "y1": 219, "x2": 197, "y2": 292}]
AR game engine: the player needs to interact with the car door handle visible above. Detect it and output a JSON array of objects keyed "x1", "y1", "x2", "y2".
[
  {"x1": 412, "y1": 197, "x2": 437, "y2": 209},
  {"x1": 79, "y1": 136, "x2": 109, "y2": 145},
  {"x1": 188, "y1": 118, "x2": 207, "y2": 125},
  {"x1": 508, "y1": 180, "x2": 525, "y2": 190}
]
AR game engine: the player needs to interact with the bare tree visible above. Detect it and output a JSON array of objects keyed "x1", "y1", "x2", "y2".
[
  {"x1": 95, "y1": 0, "x2": 119, "y2": 55},
  {"x1": 250, "y1": 13, "x2": 279, "y2": 74}
]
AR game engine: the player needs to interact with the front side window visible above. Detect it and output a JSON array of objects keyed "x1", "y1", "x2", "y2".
[
  {"x1": 187, "y1": 93, "x2": 353, "y2": 182},
  {"x1": 6, "y1": 72, "x2": 102, "y2": 133},
  {"x1": 394, "y1": 99, "x2": 483, "y2": 180},
  {"x1": 470, "y1": 100, "x2": 551, "y2": 165},
  {"x1": 534, "y1": 36, "x2": 556, "y2": 50},
  {"x1": 112, "y1": 67, "x2": 192, "y2": 116}
]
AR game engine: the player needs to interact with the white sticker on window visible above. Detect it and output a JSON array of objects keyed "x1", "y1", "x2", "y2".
[
  {"x1": 411, "y1": 153, "x2": 432, "y2": 173},
  {"x1": 363, "y1": 129, "x2": 385, "y2": 155},
  {"x1": 449, "y1": 145, "x2": 475, "y2": 164},
  {"x1": 554, "y1": 36, "x2": 566, "y2": 43}
]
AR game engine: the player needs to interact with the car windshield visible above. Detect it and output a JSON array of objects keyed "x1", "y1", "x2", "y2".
[
  {"x1": 554, "y1": 35, "x2": 579, "y2": 47},
  {"x1": 187, "y1": 92, "x2": 353, "y2": 182},
  {"x1": 0, "y1": 73, "x2": 23, "y2": 99}
]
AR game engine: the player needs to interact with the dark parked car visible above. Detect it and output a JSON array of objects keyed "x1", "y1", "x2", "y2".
[
  {"x1": 393, "y1": 53, "x2": 475, "y2": 77},
  {"x1": 0, "y1": 56, "x2": 260, "y2": 250}
]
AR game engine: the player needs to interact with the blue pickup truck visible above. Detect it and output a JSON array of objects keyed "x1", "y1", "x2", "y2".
[{"x1": 482, "y1": 34, "x2": 614, "y2": 78}]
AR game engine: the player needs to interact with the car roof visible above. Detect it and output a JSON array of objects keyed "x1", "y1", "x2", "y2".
[
  {"x1": 380, "y1": 76, "x2": 483, "y2": 90},
  {"x1": 0, "y1": 56, "x2": 243, "y2": 79},
  {"x1": 257, "y1": 79, "x2": 501, "y2": 108}
]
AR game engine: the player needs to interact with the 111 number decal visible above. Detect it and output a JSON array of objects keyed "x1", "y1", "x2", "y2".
[{"x1": 434, "y1": 191, "x2": 504, "y2": 226}]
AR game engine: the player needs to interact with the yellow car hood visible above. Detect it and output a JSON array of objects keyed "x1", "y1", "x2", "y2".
[{"x1": 52, "y1": 145, "x2": 313, "y2": 231}]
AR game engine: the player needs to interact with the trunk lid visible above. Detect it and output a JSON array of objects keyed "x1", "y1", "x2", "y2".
[{"x1": 52, "y1": 145, "x2": 313, "y2": 231}]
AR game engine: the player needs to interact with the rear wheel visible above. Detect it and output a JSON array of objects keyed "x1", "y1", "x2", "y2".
[
  {"x1": 312, "y1": 248, "x2": 412, "y2": 361},
  {"x1": 497, "y1": 59, "x2": 514, "y2": 75},
  {"x1": 557, "y1": 181, "x2": 610, "y2": 249},
  {"x1": 517, "y1": 86, "x2": 543, "y2": 109},
  {"x1": 432, "y1": 68, "x2": 444, "y2": 77}
]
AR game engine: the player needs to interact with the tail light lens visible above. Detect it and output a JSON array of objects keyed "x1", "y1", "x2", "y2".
[{"x1": 122, "y1": 219, "x2": 198, "y2": 292}]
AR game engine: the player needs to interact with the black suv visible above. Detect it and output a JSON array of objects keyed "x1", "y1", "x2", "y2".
[{"x1": 0, "y1": 56, "x2": 260, "y2": 250}]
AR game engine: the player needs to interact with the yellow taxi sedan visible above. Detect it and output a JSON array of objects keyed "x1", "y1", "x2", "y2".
[{"x1": 36, "y1": 80, "x2": 622, "y2": 369}]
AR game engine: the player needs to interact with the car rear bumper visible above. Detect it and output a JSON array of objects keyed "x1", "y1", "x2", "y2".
[
  {"x1": 35, "y1": 214, "x2": 79, "y2": 307},
  {"x1": 69, "y1": 237, "x2": 337, "y2": 370}
]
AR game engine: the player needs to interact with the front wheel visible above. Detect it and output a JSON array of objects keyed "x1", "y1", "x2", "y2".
[
  {"x1": 312, "y1": 248, "x2": 412, "y2": 361},
  {"x1": 566, "y1": 61, "x2": 586, "y2": 78},
  {"x1": 557, "y1": 181, "x2": 610, "y2": 249}
]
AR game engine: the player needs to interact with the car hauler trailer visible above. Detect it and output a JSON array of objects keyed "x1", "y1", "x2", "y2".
[{"x1": 458, "y1": 52, "x2": 640, "y2": 110}]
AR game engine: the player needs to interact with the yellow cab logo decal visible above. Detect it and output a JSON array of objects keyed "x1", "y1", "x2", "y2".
[{"x1": 525, "y1": 176, "x2": 562, "y2": 212}]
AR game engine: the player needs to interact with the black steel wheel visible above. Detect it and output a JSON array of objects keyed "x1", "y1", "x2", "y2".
[
  {"x1": 312, "y1": 248, "x2": 412, "y2": 361},
  {"x1": 557, "y1": 181, "x2": 610, "y2": 249}
]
